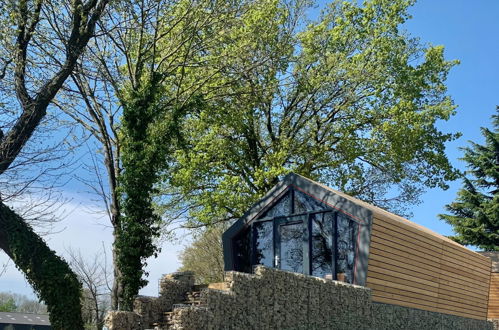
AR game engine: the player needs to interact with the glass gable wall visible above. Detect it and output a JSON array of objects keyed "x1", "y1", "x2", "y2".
[{"x1": 232, "y1": 187, "x2": 360, "y2": 284}]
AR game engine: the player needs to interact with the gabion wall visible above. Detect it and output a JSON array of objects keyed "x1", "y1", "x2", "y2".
[
  {"x1": 196, "y1": 266, "x2": 372, "y2": 330},
  {"x1": 372, "y1": 303, "x2": 492, "y2": 330},
  {"x1": 104, "y1": 310, "x2": 142, "y2": 330},
  {"x1": 105, "y1": 271, "x2": 195, "y2": 330},
  {"x1": 105, "y1": 266, "x2": 493, "y2": 330},
  {"x1": 490, "y1": 318, "x2": 499, "y2": 330},
  {"x1": 171, "y1": 266, "x2": 492, "y2": 330}
]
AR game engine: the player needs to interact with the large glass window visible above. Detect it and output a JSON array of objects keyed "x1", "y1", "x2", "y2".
[
  {"x1": 336, "y1": 213, "x2": 358, "y2": 284},
  {"x1": 278, "y1": 219, "x2": 304, "y2": 273},
  {"x1": 259, "y1": 190, "x2": 291, "y2": 218},
  {"x1": 311, "y1": 212, "x2": 334, "y2": 278},
  {"x1": 254, "y1": 221, "x2": 273, "y2": 267},
  {"x1": 294, "y1": 189, "x2": 328, "y2": 214},
  {"x1": 233, "y1": 187, "x2": 359, "y2": 284}
]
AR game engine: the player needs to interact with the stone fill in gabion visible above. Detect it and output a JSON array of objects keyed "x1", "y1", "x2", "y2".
[
  {"x1": 104, "y1": 310, "x2": 142, "y2": 330},
  {"x1": 372, "y1": 303, "x2": 493, "y2": 330}
]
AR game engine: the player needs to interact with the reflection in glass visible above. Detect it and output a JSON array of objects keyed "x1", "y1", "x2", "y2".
[
  {"x1": 233, "y1": 227, "x2": 251, "y2": 273},
  {"x1": 254, "y1": 221, "x2": 273, "y2": 267},
  {"x1": 311, "y1": 212, "x2": 333, "y2": 278},
  {"x1": 259, "y1": 190, "x2": 291, "y2": 218},
  {"x1": 279, "y1": 222, "x2": 303, "y2": 273},
  {"x1": 294, "y1": 189, "x2": 328, "y2": 214},
  {"x1": 336, "y1": 213, "x2": 358, "y2": 284}
]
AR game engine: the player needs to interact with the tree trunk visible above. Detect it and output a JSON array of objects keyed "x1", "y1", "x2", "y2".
[
  {"x1": 111, "y1": 226, "x2": 124, "y2": 310},
  {"x1": 0, "y1": 202, "x2": 84, "y2": 329},
  {"x1": 93, "y1": 293, "x2": 102, "y2": 330}
]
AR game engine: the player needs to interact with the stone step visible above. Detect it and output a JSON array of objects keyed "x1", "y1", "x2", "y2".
[
  {"x1": 148, "y1": 288, "x2": 209, "y2": 329},
  {"x1": 207, "y1": 282, "x2": 229, "y2": 291}
]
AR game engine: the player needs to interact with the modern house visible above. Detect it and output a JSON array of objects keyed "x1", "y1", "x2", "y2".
[
  {"x1": 0, "y1": 312, "x2": 51, "y2": 330},
  {"x1": 222, "y1": 173, "x2": 491, "y2": 320}
]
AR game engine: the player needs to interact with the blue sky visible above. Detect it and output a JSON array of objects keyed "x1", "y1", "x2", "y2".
[
  {"x1": 2, "y1": 0, "x2": 498, "y2": 298},
  {"x1": 403, "y1": 0, "x2": 499, "y2": 239}
]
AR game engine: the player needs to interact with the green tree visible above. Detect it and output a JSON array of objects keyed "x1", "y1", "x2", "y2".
[
  {"x1": 166, "y1": 0, "x2": 459, "y2": 226},
  {"x1": 111, "y1": 0, "x2": 230, "y2": 310},
  {"x1": 0, "y1": 292, "x2": 46, "y2": 314},
  {"x1": 439, "y1": 109, "x2": 499, "y2": 250},
  {"x1": 178, "y1": 225, "x2": 226, "y2": 284},
  {"x1": 0, "y1": 297, "x2": 17, "y2": 312}
]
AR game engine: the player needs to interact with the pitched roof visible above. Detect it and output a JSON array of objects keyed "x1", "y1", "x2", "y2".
[
  {"x1": 222, "y1": 172, "x2": 374, "y2": 285},
  {"x1": 290, "y1": 173, "x2": 485, "y2": 253},
  {"x1": 227, "y1": 172, "x2": 487, "y2": 259}
]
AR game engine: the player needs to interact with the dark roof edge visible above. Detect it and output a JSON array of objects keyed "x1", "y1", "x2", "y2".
[
  {"x1": 222, "y1": 174, "x2": 290, "y2": 243},
  {"x1": 285, "y1": 173, "x2": 372, "y2": 225},
  {"x1": 0, "y1": 312, "x2": 50, "y2": 326}
]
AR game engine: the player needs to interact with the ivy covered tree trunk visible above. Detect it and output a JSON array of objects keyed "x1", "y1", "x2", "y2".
[
  {"x1": 0, "y1": 203, "x2": 83, "y2": 328},
  {"x1": 116, "y1": 69, "x2": 199, "y2": 309},
  {"x1": 117, "y1": 77, "x2": 164, "y2": 311}
]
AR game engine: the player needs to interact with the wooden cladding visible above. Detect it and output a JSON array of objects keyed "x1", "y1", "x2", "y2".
[
  {"x1": 488, "y1": 273, "x2": 499, "y2": 319},
  {"x1": 366, "y1": 214, "x2": 491, "y2": 320}
]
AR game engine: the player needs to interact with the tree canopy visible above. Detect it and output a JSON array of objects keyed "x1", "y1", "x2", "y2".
[
  {"x1": 165, "y1": 0, "x2": 459, "y2": 226},
  {"x1": 0, "y1": 297, "x2": 16, "y2": 312},
  {"x1": 0, "y1": 0, "x2": 464, "y2": 324},
  {"x1": 439, "y1": 109, "x2": 499, "y2": 250}
]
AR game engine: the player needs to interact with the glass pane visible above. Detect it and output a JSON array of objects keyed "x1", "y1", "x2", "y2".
[
  {"x1": 311, "y1": 212, "x2": 334, "y2": 278},
  {"x1": 294, "y1": 189, "x2": 328, "y2": 214},
  {"x1": 259, "y1": 190, "x2": 291, "y2": 218},
  {"x1": 336, "y1": 213, "x2": 358, "y2": 284},
  {"x1": 279, "y1": 222, "x2": 303, "y2": 273},
  {"x1": 254, "y1": 221, "x2": 273, "y2": 267},
  {"x1": 233, "y1": 227, "x2": 251, "y2": 273}
]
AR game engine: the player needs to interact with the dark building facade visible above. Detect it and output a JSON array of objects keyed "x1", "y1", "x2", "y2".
[
  {"x1": 223, "y1": 173, "x2": 372, "y2": 286},
  {"x1": 0, "y1": 312, "x2": 51, "y2": 330}
]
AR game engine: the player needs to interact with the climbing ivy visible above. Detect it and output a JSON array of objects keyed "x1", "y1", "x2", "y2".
[
  {"x1": 0, "y1": 203, "x2": 83, "y2": 329},
  {"x1": 116, "y1": 75, "x2": 161, "y2": 310},
  {"x1": 116, "y1": 72, "x2": 197, "y2": 310}
]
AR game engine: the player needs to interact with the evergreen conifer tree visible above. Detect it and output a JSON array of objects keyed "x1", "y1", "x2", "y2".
[{"x1": 439, "y1": 109, "x2": 499, "y2": 250}]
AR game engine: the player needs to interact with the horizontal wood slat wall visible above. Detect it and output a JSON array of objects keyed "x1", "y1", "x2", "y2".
[
  {"x1": 366, "y1": 214, "x2": 491, "y2": 320},
  {"x1": 488, "y1": 273, "x2": 499, "y2": 319}
]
